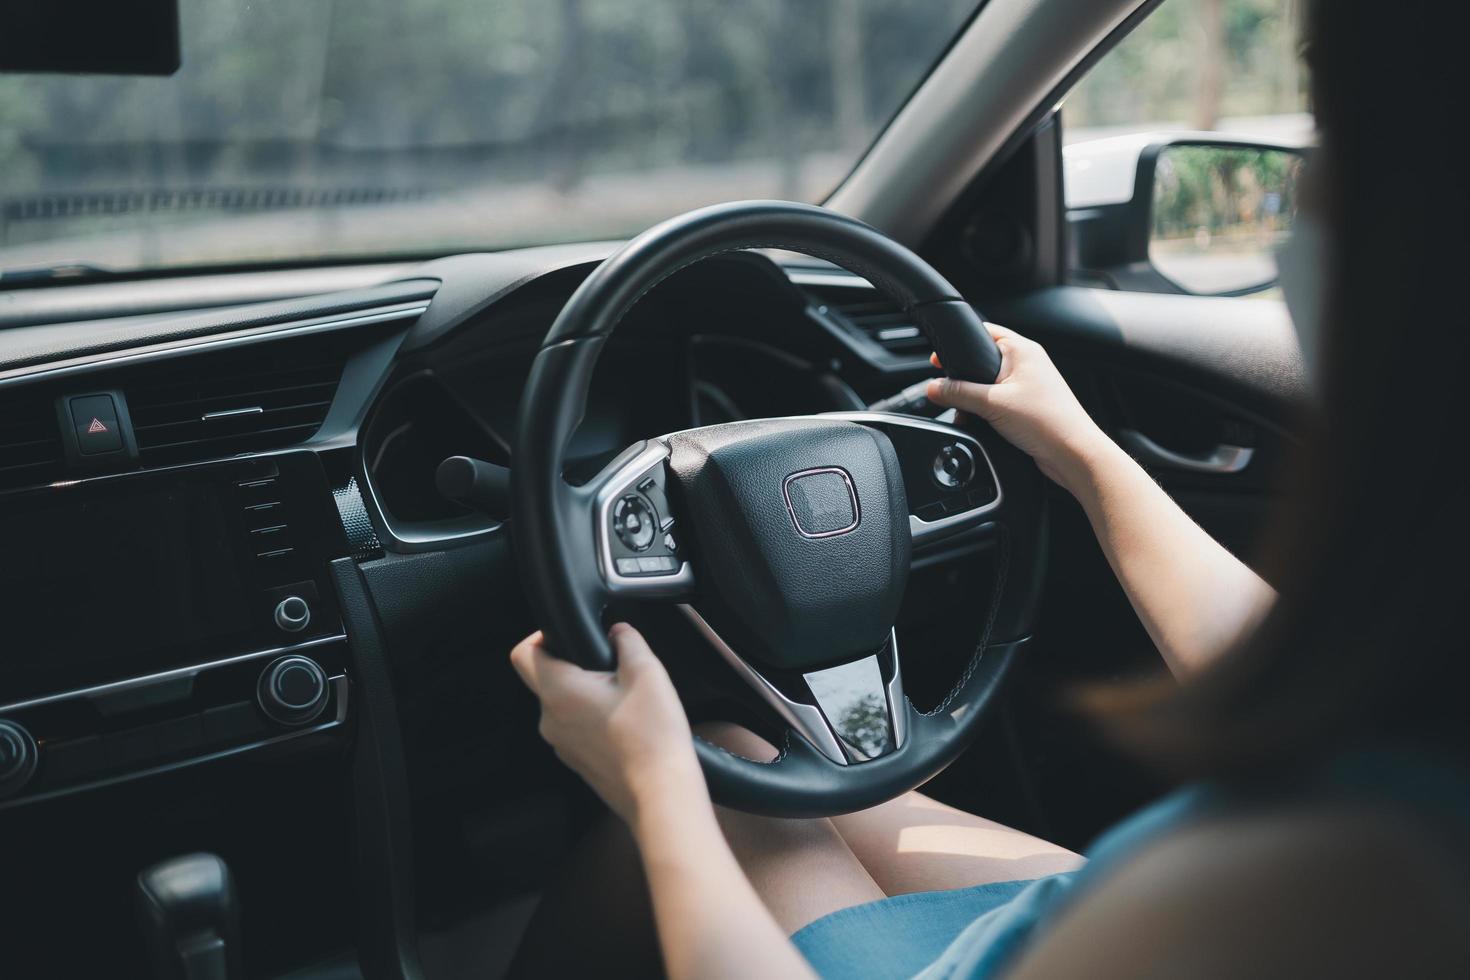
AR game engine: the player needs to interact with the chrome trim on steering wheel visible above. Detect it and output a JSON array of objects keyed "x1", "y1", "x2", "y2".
[
  {"x1": 594, "y1": 441, "x2": 696, "y2": 597},
  {"x1": 679, "y1": 605, "x2": 849, "y2": 765},
  {"x1": 682, "y1": 606, "x2": 911, "y2": 767}
]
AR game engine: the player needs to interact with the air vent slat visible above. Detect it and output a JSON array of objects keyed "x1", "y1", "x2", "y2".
[
  {"x1": 133, "y1": 380, "x2": 338, "y2": 420},
  {"x1": 0, "y1": 394, "x2": 63, "y2": 490},
  {"x1": 133, "y1": 399, "x2": 335, "y2": 434},
  {"x1": 0, "y1": 436, "x2": 59, "y2": 453},
  {"x1": 0, "y1": 334, "x2": 345, "y2": 487},
  {"x1": 0, "y1": 458, "x2": 60, "y2": 477},
  {"x1": 124, "y1": 334, "x2": 345, "y2": 466},
  {"x1": 804, "y1": 281, "x2": 931, "y2": 355},
  {"x1": 138, "y1": 422, "x2": 323, "y2": 455}
]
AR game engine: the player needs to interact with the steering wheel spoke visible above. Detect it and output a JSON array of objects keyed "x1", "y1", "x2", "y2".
[
  {"x1": 820, "y1": 412, "x2": 1004, "y2": 551},
  {"x1": 588, "y1": 440, "x2": 696, "y2": 600},
  {"x1": 681, "y1": 605, "x2": 906, "y2": 766}
]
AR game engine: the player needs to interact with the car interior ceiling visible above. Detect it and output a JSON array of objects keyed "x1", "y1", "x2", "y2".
[{"x1": 0, "y1": 2, "x2": 1310, "y2": 977}]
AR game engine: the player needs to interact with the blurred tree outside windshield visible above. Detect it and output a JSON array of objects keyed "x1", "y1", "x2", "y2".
[
  {"x1": 1064, "y1": 0, "x2": 1309, "y2": 145},
  {"x1": 0, "y1": 0, "x2": 1311, "y2": 276},
  {"x1": 0, "y1": 0, "x2": 978, "y2": 274}
]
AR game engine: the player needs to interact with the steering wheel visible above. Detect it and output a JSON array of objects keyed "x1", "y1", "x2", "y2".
[{"x1": 512, "y1": 201, "x2": 1047, "y2": 817}]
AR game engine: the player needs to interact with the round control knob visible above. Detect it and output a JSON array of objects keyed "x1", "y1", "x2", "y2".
[
  {"x1": 273, "y1": 595, "x2": 311, "y2": 634},
  {"x1": 932, "y1": 443, "x2": 977, "y2": 489},
  {"x1": 613, "y1": 494, "x2": 658, "y2": 552},
  {"x1": 256, "y1": 656, "x2": 329, "y2": 727},
  {"x1": 0, "y1": 719, "x2": 38, "y2": 800}
]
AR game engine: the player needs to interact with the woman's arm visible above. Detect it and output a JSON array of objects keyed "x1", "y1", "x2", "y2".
[
  {"x1": 928, "y1": 325, "x2": 1274, "y2": 676},
  {"x1": 510, "y1": 626, "x2": 816, "y2": 980},
  {"x1": 634, "y1": 791, "x2": 817, "y2": 980}
]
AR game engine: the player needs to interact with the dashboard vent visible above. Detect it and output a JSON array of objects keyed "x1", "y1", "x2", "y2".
[
  {"x1": 0, "y1": 393, "x2": 64, "y2": 491},
  {"x1": 126, "y1": 336, "x2": 345, "y2": 467},
  {"x1": 804, "y1": 282, "x2": 929, "y2": 355}
]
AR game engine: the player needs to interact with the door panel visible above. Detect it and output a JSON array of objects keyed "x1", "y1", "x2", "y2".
[{"x1": 975, "y1": 284, "x2": 1304, "y2": 845}]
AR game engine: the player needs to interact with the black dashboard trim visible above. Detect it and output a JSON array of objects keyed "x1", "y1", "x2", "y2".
[
  {"x1": 0, "y1": 633, "x2": 348, "y2": 715},
  {"x1": 0, "y1": 277, "x2": 438, "y2": 375},
  {"x1": 0, "y1": 676, "x2": 349, "y2": 813},
  {"x1": 0, "y1": 301, "x2": 428, "y2": 390}
]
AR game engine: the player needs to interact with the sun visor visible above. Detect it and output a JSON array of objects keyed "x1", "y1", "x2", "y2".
[{"x1": 2, "y1": 0, "x2": 180, "y2": 76}]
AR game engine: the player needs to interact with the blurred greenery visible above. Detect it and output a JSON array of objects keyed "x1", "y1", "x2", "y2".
[
  {"x1": 1148, "y1": 144, "x2": 1301, "y2": 294},
  {"x1": 1151, "y1": 145, "x2": 1300, "y2": 239},
  {"x1": 836, "y1": 692, "x2": 891, "y2": 757},
  {"x1": 0, "y1": 0, "x2": 974, "y2": 199},
  {"x1": 0, "y1": 0, "x2": 980, "y2": 267},
  {"x1": 1065, "y1": 0, "x2": 1307, "y2": 133},
  {"x1": 0, "y1": 0, "x2": 1309, "y2": 270}
]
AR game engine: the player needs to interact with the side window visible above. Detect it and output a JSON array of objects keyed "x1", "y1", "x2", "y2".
[{"x1": 1061, "y1": 0, "x2": 1309, "y2": 296}]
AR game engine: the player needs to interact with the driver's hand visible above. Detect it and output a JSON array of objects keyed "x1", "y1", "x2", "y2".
[
  {"x1": 510, "y1": 623, "x2": 706, "y2": 825},
  {"x1": 927, "y1": 323, "x2": 1109, "y2": 495}
]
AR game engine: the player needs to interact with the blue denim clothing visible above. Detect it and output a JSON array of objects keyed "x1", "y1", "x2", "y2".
[{"x1": 792, "y1": 747, "x2": 1468, "y2": 979}]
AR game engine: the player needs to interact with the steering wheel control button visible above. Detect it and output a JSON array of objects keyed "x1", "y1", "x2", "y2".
[
  {"x1": 636, "y1": 476, "x2": 676, "y2": 530},
  {"x1": 616, "y1": 555, "x2": 678, "y2": 577},
  {"x1": 0, "y1": 720, "x2": 39, "y2": 799},
  {"x1": 613, "y1": 494, "x2": 658, "y2": 551},
  {"x1": 663, "y1": 532, "x2": 677, "y2": 552},
  {"x1": 257, "y1": 656, "x2": 329, "y2": 727},
  {"x1": 273, "y1": 596, "x2": 311, "y2": 633},
  {"x1": 783, "y1": 468, "x2": 860, "y2": 538},
  {"x1": 932, "y1": 443, "x2": 976, "y2": 489}
]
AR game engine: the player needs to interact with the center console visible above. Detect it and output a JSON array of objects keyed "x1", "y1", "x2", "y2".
[{"x1": 0, "y1": 451, "x2": 353, "y2": 806}]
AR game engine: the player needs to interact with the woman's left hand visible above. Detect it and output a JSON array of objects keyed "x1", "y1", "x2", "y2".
[{"x1": 510, "y1": 623, "x2": 706, "y2": 827}]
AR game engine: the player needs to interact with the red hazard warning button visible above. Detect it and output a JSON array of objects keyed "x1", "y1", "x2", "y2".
[{"x1": 68, "y1": 393, "x2": 124, "y2": 455}]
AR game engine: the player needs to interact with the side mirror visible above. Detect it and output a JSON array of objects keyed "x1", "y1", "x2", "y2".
[{"x1": 1067, "y1": 136, "x2": 1307, "y2": 296}]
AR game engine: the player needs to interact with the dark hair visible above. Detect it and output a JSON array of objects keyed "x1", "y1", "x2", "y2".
[{"x1": 1095, "y1": 0, "x2": 1469, "y2": 776}]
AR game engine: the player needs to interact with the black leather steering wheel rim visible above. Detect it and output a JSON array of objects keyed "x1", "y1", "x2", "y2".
[{"x1": 511, "y1": 200, "x2": 1045, "y2": 816}]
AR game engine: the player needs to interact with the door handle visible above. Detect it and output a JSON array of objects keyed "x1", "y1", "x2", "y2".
[{"x1": 1116, "y1": 428, "x2": 1254, "y2": 475}]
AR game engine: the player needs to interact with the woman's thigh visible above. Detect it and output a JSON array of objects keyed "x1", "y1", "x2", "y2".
[
  {"x1": 697, "y1": 722, "x2": 887, "y2": 933},
  {"x1": 699, "y1": 722, "x2": 1081, "y2": 900},
  {"x1": 830, "y1": 793, "x2": 1082, "y2": 895}
]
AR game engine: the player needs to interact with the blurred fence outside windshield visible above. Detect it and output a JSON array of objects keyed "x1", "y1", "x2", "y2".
[{"x1": 0, "y1": 0, "x2": 978, "y2": 274}]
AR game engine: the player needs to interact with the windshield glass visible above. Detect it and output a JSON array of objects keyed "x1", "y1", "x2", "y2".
[{"x1": 0, "y1": 0, "x2": 981, "y2": 277}]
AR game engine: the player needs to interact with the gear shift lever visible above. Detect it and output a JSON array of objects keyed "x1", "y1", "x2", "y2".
[{"x1": 135, "y1": 853, "x2": 244, "y2": 980}]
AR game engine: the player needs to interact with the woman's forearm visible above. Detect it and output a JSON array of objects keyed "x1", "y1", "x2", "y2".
[
  {"x1": 632, "y1": 786, "x2": 817, "y2": 980},
  {"x1": 1059, "y1": 434, "x2": 1276, "y2": 676}
]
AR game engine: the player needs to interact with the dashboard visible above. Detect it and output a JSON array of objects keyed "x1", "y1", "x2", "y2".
[
  {"x1": 0, "y1": 246, "x2": 937, "y2": 812},
  {"x1": 0, "y1": 241, "x2": 972, "y2": 977}
]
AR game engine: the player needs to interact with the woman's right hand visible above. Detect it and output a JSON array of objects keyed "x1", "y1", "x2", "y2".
[{"x1": 926, "y1": 323, "x2": 1111, "y2": 495}]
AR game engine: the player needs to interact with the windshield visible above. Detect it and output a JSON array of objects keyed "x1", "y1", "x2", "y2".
[{"x1": 0, "y1": 0, "x2": 982, "y2": 277}]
